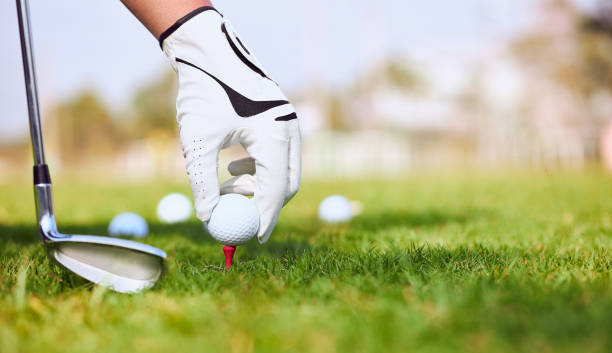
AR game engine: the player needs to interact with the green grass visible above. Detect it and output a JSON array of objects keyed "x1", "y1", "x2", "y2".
[{"x1": 0, "y1": 172, "x2": 611, "y2": 353}]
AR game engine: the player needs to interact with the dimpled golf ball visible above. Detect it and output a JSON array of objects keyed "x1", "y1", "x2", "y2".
[
  {"x1": 157, "y1": 193, "x2": 193, "y2": 223},
  {"x1": 108, "y1": 212, "x2": 149, "y2": 238},
  {"x1": 205, "y1": 194, "x2": 259, "y2": 245},
  {"x1": 318, "y1": 195, "x2": 352, "y2": 223}
]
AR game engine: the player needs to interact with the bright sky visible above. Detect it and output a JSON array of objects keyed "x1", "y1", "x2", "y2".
[{"x1": 1, "y1": 0, "x2": 581, "y2": 142}]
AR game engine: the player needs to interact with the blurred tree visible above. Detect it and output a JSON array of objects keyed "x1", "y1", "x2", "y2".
[
  {"x1": 383, "y1": 59, "x2": 427, "y2": 94},
  {"x1": 510, "y1": 0, "x2": 612, "y2": 162},
  {"x1": 350, "y1": 58, "x2": 426, "y2": 96},
  {"x1": 590, "y1": 0, "x2": 612, "y2": 30},
  {"x1": 52, "y1": 91, "x2": 120, "y2": 162},
  {"x1": 577, "y1": 0, "x2": 612, "y2": 95},
  {"x1": 513, "y1": 0, "x2": 612, "y2": 98},
  {"x1": 326, "y1": 95, "x2": 348, "y2": 131},
  {"x1": 127, "y1": 70, "x2": 177, "y2": 138}
]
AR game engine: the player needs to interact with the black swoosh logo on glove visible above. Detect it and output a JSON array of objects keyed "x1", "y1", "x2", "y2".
[
  {"x1": 176, "y1": 58, "x2": 289, "y2": 118},
  {"x1": 221, "y1": 24, "x2": 267, "y2": 79},
  {"x1": 275, "y1": 112, "x2": 298, "y2": 121}
]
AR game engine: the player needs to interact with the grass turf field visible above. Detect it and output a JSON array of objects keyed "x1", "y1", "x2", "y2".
[{"x1": 0, "y1": 172, "x2": 611, "y2": 353}]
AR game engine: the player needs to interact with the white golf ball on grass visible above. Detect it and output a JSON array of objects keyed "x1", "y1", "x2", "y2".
[
  {"x1": 108, "y1": 212, "x2": 149, "y2": 238},
  {"x1": 157, "y1": 193, "x2": 193, "y2": 223},
  {"x1": 318, "y1": 195, "x2": 362, "y2": 223},
  {"x1": 205, "y1": 194, "x2": 259, "y2": 246}
]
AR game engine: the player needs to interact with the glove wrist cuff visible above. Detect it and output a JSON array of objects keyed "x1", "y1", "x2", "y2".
[{"x1": 158, "y1": 6, "x2": 221, "y2": 49}]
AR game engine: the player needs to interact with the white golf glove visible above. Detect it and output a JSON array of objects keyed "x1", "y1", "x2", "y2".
[{"x1": 160, "y1": 7, "x2": 301, "y2": 243}]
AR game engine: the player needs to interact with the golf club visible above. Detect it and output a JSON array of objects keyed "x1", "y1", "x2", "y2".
[{"x1": 16, "y1": 0, "x2": 167, "y2": 293}]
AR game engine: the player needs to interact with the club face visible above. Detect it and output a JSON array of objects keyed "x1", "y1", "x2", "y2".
[
  {"x1": 35, "y1": 184, "x2": 167, "y2": 293},
  {"x1": 47, "y1": 238, "x2": 165, "y2": 293}
]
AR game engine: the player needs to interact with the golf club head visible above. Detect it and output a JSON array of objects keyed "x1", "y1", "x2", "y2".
[{"x1": 35, "y1": 183, "x2": 167, "y2": 293}]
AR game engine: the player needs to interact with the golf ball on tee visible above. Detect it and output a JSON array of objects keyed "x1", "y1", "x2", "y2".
[
  {"x1": 157, "y1": 193, "x2": 192, "y2": 223},
  {"x1": 205, "y1": 194, "x2": 259, "y2": 245},
  {"x1": 108, "y1": 212, "x2": 149, "y2": 238},
  {"x1": 318, "y1": 195, "x2": 352, "y2": 223}
]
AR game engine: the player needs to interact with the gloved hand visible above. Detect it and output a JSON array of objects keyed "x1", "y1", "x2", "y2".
[{"x1": 160, "y1": 6, "x2": 301, "y2": 243}]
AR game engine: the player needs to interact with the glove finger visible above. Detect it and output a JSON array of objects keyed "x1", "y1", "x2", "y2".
[
  {"x1": 180, "y1": 118, "x2": 224, "y2": 223},
  {"x1": 220, "y1": 174, "x2": 256, "y2": 196},
  {"x1": 285, "y1": 119, "x2": 302, "y2": 205},
  {"x1": 228, "y1": 157, "x2": 256, "y2": 176},
  {"x1": 242, "y1": 132, "x2": 289, "y2": 243},
  {"x1": 186, "y1": 144, "x2": 221, "y2": 222}
]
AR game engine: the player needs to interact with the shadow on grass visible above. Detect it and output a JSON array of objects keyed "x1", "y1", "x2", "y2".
[
  {"x1": 0, "y1": 207, "x2": 487, "y2": 248},
  {"x1": 0, "y1": 223, "x2": 40, "y2": 245},
  {"x1": 242, "y1": 238, "x2": 314, "y2": 259},
  {"x1": 240, "y1": 208, "x2": 491, "y2": 261},
  {"x1": 0, "y1": 221, "x2": 316, "y2": 262},
  {"x1": 0, "y1": 221, "x2": 217, "y2": 246},
  {"x1": 272, "y1": 208, "x2": 488, "y2": 238},
  {"x1": 351, "y1": 208, "x2": 488, "y2": 232},
  {"x1": 0, "y1": 207, "x2": 489, "y2": 275}
]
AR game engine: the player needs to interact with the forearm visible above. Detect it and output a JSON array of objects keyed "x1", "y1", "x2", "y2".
[{"x1": 121, "y1": 0, "x2": 213, "y2": 39}]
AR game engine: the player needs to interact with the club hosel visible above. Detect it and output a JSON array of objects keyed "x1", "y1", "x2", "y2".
[
  {"x1": 33, "y1": 164, "x2": 54, "y2": 236},
  {"x1": 33, "y1": 166, "x2": 58, "y2": 243}
]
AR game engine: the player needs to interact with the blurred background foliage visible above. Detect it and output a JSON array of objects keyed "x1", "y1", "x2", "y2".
[
  {"x1": 127, "y1": 71, "x2": 178, "y2": 138},
  {"x1": 2, "y1": 0, "x2": 612, "y2": 179},
  {"x1": 52, "y1": 91, "x2": 121, "y2": 162}
]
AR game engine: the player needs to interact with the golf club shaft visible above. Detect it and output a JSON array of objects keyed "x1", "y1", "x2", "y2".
[{"x1": 16, "y1": 0, "x2": 47, "y2": 168}]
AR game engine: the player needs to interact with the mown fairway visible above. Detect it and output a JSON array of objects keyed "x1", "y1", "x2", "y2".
[{"x1": 0, "y1": 172, "x2": 611, "y2": 353}]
